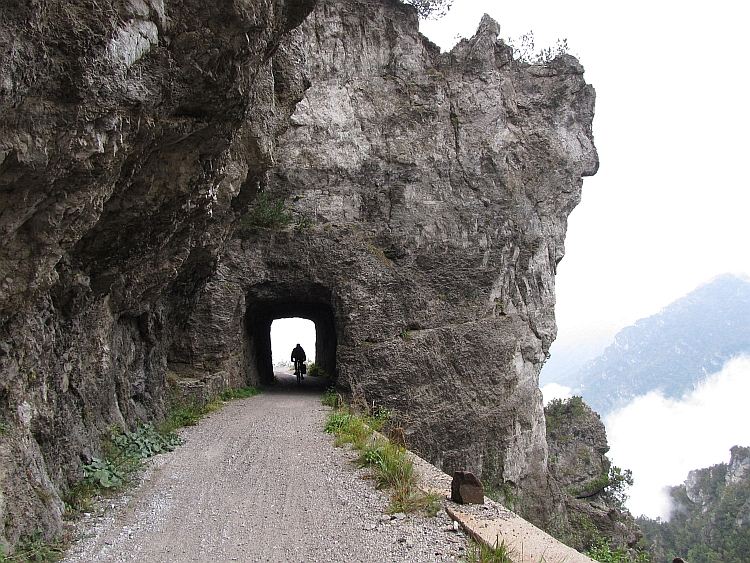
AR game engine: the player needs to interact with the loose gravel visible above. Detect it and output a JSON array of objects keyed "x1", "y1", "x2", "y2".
[{"x1": 62, "y1": 373, "x2": 469, "y2": 562}]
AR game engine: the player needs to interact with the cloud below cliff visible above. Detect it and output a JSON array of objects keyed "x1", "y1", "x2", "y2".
[
  {"x1": 604, "y1": 355, "x2": 750, "y2": 519},
  {"x1": 541, "y1": 382, "x2": 572, "y2": 404}
]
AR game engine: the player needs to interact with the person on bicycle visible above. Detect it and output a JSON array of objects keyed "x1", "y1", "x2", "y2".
[{"x1": 291, "y1": 344, "x2": 306, "y2": 379}]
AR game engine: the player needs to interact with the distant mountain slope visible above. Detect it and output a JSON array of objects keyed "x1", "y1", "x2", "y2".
[
  {"x1": 540, "y1": 329, "x2": 618, "y2": 389},
  {"x1": 566, "y1": 274, "x2": 750, "y2": 415},
  {"x1": 638, "y1": 446, "x2": 750, "y2": 563}
]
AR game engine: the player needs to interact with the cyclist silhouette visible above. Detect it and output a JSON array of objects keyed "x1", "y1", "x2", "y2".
[{"x1": 291, "y1": 344, "x2": 306, "y2": 382}]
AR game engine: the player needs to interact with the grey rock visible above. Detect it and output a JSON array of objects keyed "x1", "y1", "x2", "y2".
[
  {"x1": 544, "y1": 397, "x2": 642, "y2": 552},
  {"x1": 0, "y1": 0, "x2": 317, "y2": 548},
  {"x1": 178, "y1": 0, "x2": 597, "y2": 525},
  {"x1": 0, "y1": 0, "x2": 598, "y2": 551},
  {"x1": 451, "y1": 471, "x2": 485, "y2": 505}
]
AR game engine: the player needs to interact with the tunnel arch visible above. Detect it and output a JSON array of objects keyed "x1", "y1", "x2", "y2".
[{"x1": 244, "y1": 293, "x2": 337, "y2": 386}]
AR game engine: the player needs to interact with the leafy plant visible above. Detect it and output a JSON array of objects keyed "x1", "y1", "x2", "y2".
[
  {"x1": 113, "y1": 423, "x2": 182, "y2": 460},
  {"x1": 81, "y1": 423, "x2": 182, "y2": 492},
  {"x1": 83, "y1": 457, "x2": 123, "y2": 489}
]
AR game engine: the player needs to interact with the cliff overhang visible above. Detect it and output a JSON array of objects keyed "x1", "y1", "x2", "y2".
[{"x1": 0, "y1": 0, "x2": 596, "y2": 551}]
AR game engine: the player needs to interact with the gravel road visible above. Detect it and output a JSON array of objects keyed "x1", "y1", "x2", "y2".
[{"x1": 63, "y1": 372, "x2": 468, "y2": 562}]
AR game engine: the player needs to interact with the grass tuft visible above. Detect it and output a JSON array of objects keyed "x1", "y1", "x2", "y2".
[
  {"x1": 324, "y1": 405, "x2": 438, "y2": 516},
  {"x1": 464, "y1": 537, "x2": 515, "y2": 563},
  {"x1": 219, "y1": 386, "x2": 261, "y2": 401},
  {"x1": 0, "y1": 529, "x2": 71, "y2": 563}
]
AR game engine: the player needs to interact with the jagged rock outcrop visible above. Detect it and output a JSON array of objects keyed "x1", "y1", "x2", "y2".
[
  {"x1": 545, "y1": 397, "x2": 642, "y2": 553},
  {"x1": 0, "y1": 0, "x2": 316, "y2": 551},
  {"x1": 176, "y1": 0, "x2": 597, "y2": 530},
  {"x1": 639, "y1": 446, "x2": 750, "y2": 562},
  {"x1": 0, "y1": 0, "x2": 598, "y2": 553}
]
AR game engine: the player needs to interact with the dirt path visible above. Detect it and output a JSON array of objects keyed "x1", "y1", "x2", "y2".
[{"x1": 63, "y1": 373, "x2": 467, "y2": 562}]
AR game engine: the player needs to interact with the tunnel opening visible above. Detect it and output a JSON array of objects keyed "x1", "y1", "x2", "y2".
[
  {"x1": 271, "y1": 318, "x2": 316, "y2": 370},
  {"x1": 244, "y1": 296, "x2": 337, "y2": 387}
]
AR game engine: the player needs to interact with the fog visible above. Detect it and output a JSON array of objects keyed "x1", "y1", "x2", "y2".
[
  {"x1": 541, "y1": 382, "x2": 573, "y2": 404},
  {"x1": 605, "y1": 355, "x2": 750, "y2": 519},
  {"x1": 540, "y1": 356, "x2": 750, "y2": 519}
]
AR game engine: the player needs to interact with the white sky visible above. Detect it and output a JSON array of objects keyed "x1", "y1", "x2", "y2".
[
  {"x1": 270, "y1": 318, "x2": 316, "y2": 367},
  {"x1": 420, "y1": 0, "x2": 750, "y2": 342}
]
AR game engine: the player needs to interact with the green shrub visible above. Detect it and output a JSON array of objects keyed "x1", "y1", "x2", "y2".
[
  {"x1": 234, "y1": 191, "x2": 292, "y2": 237},
  {"x1": 321, "y1": 387, "x2": 340, "y2": 408},
  {"x1": 586, "y1": 538, "x2": 646, "y2": 563},
  {"x1": 219, "y1": 386, "x2": 261, "y2": 401},
  {"x1": 307, "y1": 362, "x2": 329, "y2": 379}
]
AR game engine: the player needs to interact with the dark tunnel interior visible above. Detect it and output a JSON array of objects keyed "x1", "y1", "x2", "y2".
[{"x1": 245, "y1": 299, "x2": 337, "y2": 386}]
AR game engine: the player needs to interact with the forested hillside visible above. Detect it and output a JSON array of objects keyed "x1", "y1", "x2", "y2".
[
  {"x1": 565, "y1": 274, "x2": 750, "y2": 415},
  {"x1": 638, "y1": 446, "x2": 750, "y2": 563}
]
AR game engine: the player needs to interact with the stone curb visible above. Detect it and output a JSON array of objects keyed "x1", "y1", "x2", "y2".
[{"x1": 406, "y1": 451, "x2": 596, "y2": 563}]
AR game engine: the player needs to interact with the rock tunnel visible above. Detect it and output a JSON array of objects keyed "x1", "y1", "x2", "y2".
[{"x1": 244, "y1": 292, "x2": 337, "y2": 387}]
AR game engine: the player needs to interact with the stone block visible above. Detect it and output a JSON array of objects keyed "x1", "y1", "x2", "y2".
[{"x1": 451, "y1": 471, "x2": 485, "y2": 504}]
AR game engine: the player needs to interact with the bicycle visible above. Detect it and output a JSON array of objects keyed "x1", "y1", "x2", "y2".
[{"x1": 294, "y1": 359, "x2": 305, "y2": 385}]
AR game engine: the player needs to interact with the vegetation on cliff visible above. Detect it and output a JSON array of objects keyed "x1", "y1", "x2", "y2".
[
  {"x1": 544, "y1": 397, "x2": 648, "y2": 561},
  {"x1": 637, "y1": 446, "x2": 750, "y2": 562},
  {"x1": 403, "y1": 0, "x2": 452, "y2": 18}
]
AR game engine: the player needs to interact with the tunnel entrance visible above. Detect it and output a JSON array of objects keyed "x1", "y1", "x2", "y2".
[{"x1": 245, "y1": 298, "x2": 337, "y2": 387}]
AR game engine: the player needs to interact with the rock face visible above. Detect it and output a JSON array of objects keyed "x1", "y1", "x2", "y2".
[
  {"x1": 0, "y1": 0, "x2": 597, "y2": 551},
  {"x1": 545, "y1": 397, "x2": 642, "y2": 552},
  {"x1": 0, "y1": 0, "x2": 316, "y2": 550},
  {"x1": 177, "y1": 0, "x2": 597, "y2": 527}
]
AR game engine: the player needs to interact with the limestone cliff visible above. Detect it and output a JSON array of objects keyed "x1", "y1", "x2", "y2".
[
  {"x1": 0, "y1": 0, "x2": 316, "y2": 550},
  {"x1": 0, "y1": 0, "x2": 598, "y2": 552},
  {"x1": 177, "y1": 0, "x2": 597, "y2": 529}
]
